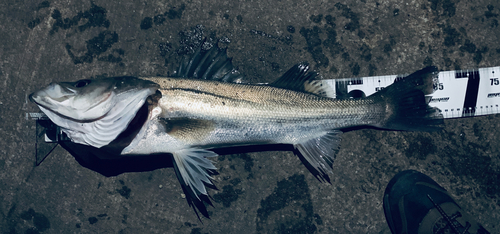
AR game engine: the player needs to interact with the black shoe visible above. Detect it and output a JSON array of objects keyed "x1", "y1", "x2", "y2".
[{"x1": 383, "y1": 170, "x2": 490, "y2": 234}]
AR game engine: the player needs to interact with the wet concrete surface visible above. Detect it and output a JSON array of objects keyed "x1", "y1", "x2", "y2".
[{"x1": 1, "y1": 0, "x2": 499, "y2": 233}]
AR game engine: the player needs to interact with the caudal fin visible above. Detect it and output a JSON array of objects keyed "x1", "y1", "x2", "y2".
[{"x1": 371, "y1": 66, "x2": 443, "y2": 131}]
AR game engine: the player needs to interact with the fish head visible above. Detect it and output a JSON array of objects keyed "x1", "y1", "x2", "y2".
[{"x1": 30, "y1": 76, "x2": 160, "y2": 121}]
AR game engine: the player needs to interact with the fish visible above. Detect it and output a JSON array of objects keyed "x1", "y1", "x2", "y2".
[{"x1": 29, "y1": 43, "x2": 443, "y2": 218}]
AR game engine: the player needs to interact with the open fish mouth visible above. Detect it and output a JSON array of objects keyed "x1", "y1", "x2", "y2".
[{"x1": 30, "y1": 83, "x2": 76, "y2": 111}]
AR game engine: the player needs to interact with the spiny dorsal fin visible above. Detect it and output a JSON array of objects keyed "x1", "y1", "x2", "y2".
[
  {"x1": 293, "y1": 130, "x2": 343, "y2": 183},
  {"x1": 175, "y1": 40, "x2": 244, "y2": 83},
  {"x1": 271, "y1": 62, "x2": 334, "y2": 97}
]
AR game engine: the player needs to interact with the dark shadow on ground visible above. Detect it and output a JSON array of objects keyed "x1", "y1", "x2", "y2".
[{"x1": 60, "y1": 141, "x2": 295, "y2": 177}]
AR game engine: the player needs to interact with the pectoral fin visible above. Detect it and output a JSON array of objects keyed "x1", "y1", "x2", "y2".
[
  {"x1": 294, "y1": 130, "x2": 342, "y2": 183},
  {"x1": 160, "y1": 118, "x2": 215, "y2": 142}
]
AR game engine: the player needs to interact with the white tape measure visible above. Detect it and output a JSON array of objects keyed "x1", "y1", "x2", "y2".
[{"x1": 321, "y1": 66, "x2": 500, "y2": 119}]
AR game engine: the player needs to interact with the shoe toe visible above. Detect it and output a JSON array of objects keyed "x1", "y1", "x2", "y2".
[{"x1": 383, "y1": 170, "x2": 456, "y2": 234}]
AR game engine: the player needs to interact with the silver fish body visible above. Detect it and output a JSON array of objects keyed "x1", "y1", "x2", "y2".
[
  {"x1": 125, "y1": 77, "x2": 385, "y2": 154},
  {"x1": 30, "y1": 45, "x2": 442, "y2": 218}
]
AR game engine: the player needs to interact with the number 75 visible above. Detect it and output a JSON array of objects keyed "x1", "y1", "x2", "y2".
[{"x1": 491, "y1": 78, "x2": 499, "y2": 86}]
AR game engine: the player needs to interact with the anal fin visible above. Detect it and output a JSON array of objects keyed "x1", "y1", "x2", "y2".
[{"x1": 293, "y1": 130, "x2": 342, "y2": 183}]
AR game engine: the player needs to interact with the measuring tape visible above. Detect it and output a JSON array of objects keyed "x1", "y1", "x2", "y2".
[{"x1": 321, "y1": 66, "x2": 500, "y2": 119}]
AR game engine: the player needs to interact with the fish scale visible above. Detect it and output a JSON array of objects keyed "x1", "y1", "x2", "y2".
[{"x1": 144, "y1": 77, "x2": 385, "y2": 122}]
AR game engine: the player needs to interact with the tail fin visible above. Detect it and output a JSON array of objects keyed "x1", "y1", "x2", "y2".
[{"x1": 371, "y1": 66, "x2": 443, "y2": 131}]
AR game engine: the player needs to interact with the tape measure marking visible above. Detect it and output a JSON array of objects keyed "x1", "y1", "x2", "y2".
[
  {"x1": 321, "y1": 66, "x2": 500, "y2": 119},
  {"x1": 460, "y1": 70, "x2": 480, "y2": 117},
  {"x1": 25, "y1": 112, "x2": 49, "y2": 120}
]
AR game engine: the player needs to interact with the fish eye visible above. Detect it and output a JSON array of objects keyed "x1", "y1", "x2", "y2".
[{"x1": 75, "y1": 80, "x2": 91, "y2": 88}]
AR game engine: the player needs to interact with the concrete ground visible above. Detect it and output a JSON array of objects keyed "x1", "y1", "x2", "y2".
[{"x1": 1, "y1": 0, "x2": 500, "y2": 233}]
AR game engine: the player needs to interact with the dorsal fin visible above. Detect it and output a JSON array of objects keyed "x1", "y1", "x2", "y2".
[
  {"x1": 271, "y1": 62, "x2": 333, "y2": 97},
  {"x1": 174, "y1": 40, "x2": 244, "y2": 83}
]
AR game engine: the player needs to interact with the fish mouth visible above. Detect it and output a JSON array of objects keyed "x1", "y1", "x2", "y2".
[
  {"x1": 29, "y1": 91, "x2": 62, "y2": 120},
  {"x1": 29, "y1": 89, "x2": 57, "y2": 109},
  {"x1": 29, "y1": 86, "x2": 76, "y2": 119},
  {"x1": 28, "y1": 93, "x2": 36, "y2": 103},
  {"x1": 30, "y1": 83, "x2": 74, "y2": 104},
  {"x1": 29, "y1": 91, "x2": 49, "y2": 108}
]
